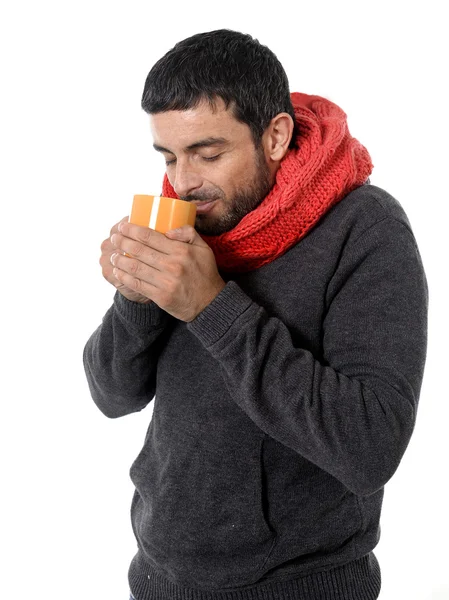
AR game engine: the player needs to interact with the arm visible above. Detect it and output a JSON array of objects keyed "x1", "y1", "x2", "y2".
[
  {"x1": 187, "y1": 218, "x2": 429, "y2": 496},
  {"x1": 83, "y1": 291, "x2": 174, "y2": 418}
]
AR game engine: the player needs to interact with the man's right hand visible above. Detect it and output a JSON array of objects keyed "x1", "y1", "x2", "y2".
[{"x1": 99, "y1": 216, "x2": 152, "y2": 304}]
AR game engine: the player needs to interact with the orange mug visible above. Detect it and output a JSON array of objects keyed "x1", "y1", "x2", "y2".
[{"x1": 128, "y1": 194, "x2": 197, "y2": 233}]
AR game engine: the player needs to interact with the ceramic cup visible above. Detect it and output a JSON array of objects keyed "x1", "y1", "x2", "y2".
[{"x1": 128, "y1": 194, "x2": 197, "y2": 233}]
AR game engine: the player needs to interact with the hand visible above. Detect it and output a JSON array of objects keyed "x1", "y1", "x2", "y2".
[
  {"x1": 109, "y1": 222, "x2": 227, "y2": 321},
  {"x1": 100, "y1": 216, "x2": 153, "y2": 303}
]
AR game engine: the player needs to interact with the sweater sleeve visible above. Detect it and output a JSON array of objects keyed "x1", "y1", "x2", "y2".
[
  {"x1": 83, "y1": 290, "x2": 174, "y2": 418},
  {"x1": 187, "y1": 218, "x2": 429, "y2": 496}
]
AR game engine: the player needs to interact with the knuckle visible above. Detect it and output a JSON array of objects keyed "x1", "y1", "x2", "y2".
[
  {"x1": 174, "y1": 261, "x2": 186, "y2": 277},
  {"x1": 129, "y1": 259, "x2": 140, "y2": 274},
  {"x1": 175, "y1": 264, "x2": 185, "y2": 278},
  {"x1": 132, "y1": 277, "x2": 143, "y2": 291},
  {"x1": 140, "y1": 227, "x2": 152, "y2": 244},
  {"x1": 167, "y1": 262, "x2": 181, "y2": 277},
  {"x1": 167, "y1": 257, "x2": 186, "y2": 277},
  {"x1": 166, "y1": 278, "x2": 178, "y2": 294},
  {"x1": 178, "y1": 245, "x2": 190, "y2": 258},
  {"x1": 129, "y1": 242, "x2": 143, "y2": 257}
]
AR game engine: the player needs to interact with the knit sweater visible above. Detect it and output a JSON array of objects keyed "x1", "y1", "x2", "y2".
[{"x1": 83, "y1": 183, "x2": 428, "y2": 600}]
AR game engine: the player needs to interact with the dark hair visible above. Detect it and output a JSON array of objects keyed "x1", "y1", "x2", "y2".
[{"x1": 141, "y1": 29, "x2": 298, "y2": 149}]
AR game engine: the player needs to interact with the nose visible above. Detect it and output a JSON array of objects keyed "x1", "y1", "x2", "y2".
[{"x1": 172, "y1": 161, "x2": 203, "y2": 198}]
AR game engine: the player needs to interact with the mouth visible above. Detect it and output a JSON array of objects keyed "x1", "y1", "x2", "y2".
[{"x1": 192, "y1": 199, "x2": 217, "y2": 214}]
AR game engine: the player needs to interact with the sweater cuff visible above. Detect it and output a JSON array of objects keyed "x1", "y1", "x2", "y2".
[
  {"x1": 113, "y1": 290, "x2": 167, "y2": 328},
  {"x1": 187, "y1": 281, "x2": 253, "y2": 347}
]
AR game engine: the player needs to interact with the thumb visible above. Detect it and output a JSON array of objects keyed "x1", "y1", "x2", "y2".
[{"x1": 165, "y1": 224, "x2": 208, "y2": 246}]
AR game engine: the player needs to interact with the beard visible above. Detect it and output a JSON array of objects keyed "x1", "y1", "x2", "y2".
[{"x1": 180, "y1": 145, "x2": 273, "y2": 236}]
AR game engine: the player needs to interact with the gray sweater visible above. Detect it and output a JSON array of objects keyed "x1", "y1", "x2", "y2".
[{"x1": 83, "y1": 183, "x2": 428, "y2": 600}]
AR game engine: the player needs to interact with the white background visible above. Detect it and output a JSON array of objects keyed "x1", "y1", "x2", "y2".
[{"x1": 1, "y1": 1, "x2": 447, "y2": 598}]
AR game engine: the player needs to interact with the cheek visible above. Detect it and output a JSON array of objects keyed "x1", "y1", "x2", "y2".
[{"x1": 218, "y1": 155, "x2": 257, "y2": 195}]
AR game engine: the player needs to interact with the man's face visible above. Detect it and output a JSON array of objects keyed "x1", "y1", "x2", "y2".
[{"x1": 149, "y1": 98, "x2": 273, "y2": 236}]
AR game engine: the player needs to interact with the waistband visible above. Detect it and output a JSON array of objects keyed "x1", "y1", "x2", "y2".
[{"x1": 129, "y1": 551, "x2": 381, "y2": 600}]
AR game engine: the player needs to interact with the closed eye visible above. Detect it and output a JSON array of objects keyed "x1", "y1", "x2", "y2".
[{"x1": 165, "y1": 154, "x2": 222, "y2": 166}]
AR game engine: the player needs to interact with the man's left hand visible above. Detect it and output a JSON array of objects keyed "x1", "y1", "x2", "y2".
[{"x1": 110, "y1": 222, "x2": 226, "y2": 322}]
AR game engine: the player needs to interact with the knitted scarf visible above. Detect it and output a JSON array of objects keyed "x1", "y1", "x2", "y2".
[{"x1": 162, "y1": 92, "x2": 373, "y2": 273}]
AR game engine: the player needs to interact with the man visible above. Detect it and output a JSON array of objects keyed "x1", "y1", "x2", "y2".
[{"x1": 83, "y1": 29, "x2": 428, "y2": 600}]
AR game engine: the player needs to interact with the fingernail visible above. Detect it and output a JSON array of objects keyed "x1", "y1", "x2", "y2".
[{"x1": 110, "y1": 253, "x2": 118, "y2": 265}]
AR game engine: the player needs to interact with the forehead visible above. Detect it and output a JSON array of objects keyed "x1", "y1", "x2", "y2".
[{"x1": 149, "y1": 98, "x2": 252, "y2": 150}]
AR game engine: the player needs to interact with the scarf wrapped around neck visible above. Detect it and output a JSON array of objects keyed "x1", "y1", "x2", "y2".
[{"x1": 162, "y1": 92, "x2": 373, "y2": 273}]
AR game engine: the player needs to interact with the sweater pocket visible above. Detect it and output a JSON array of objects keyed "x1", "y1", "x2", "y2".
[{"x1": 129, "y1": 418, "x2": 277, "y2": 589}]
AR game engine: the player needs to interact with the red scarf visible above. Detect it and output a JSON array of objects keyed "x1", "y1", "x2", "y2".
[{"x1": 162, "y1": 92, "x2": 373, "y2": 273}]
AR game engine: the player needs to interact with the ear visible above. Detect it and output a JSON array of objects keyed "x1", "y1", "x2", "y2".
[{"x1": 262, "y1": 113, "x2": 294, "y2": 162}]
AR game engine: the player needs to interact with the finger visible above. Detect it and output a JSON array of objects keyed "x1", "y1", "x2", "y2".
[
  {"x1": 100, "y1": 254, "x2": 121, "y2": 287},
  {"x1": 100, "y1": 235, "x2": 125, "y2": 278},
  {"x1": 109, "y1": 215, "x2": 130, "y2": 237},
  {"x1": 110, "y1": 252, "x2": 162, "y2": 286},
  {"x1": 101, "y1": 234, "x2": 125, "y2": 261},
  {"x1": 109, "y1": 232, "x2": 165, "y2": 271},
  {"x1": 104, "y1": 217, "x2": 130, "y2": 259},
  {"x1": 112, "y1": 266, "x2": 157, "y2": 299},
  {"x1": 101, "y1": 254, "x2": 139, "y2": 292},
  {"x1": 165, "y1": 224, "x2": 209, "y2": 248},
  {"x1": 117, "y1": 221, "x2": 172, "y2": 254}
]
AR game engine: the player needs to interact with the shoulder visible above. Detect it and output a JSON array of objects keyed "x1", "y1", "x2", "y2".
[
  {"x1": 320, "y1": 182, "x2": 417, "y2": 247},
  {"x1": 320, "y1": 183, "x2": 428, "y2": 311},
  {"x1": 346, "y1": 182, "x2": 414, "y2": 228}
]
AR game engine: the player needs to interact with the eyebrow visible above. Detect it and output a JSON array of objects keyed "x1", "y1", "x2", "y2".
[{"x1": 153, "y1": 137, "x2": 228, "y2": 154}]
